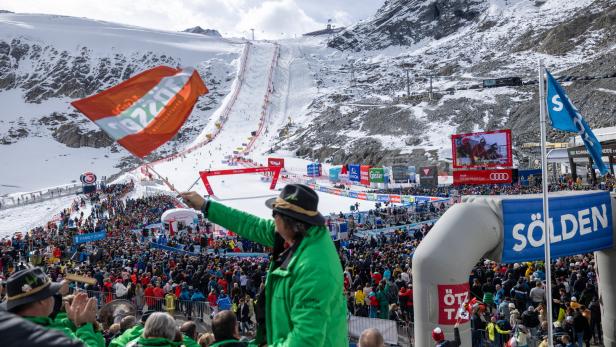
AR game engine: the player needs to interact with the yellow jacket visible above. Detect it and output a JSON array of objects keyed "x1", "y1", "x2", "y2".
[
  {"x1": 164, "y1": 293, "x2": 176, "y2": 312},
  {"x1": 355, "y1": 290, "x2": 365, "y2": 305},
  {"x1": 486, "y1": 322, "x2": 510, "y2": 341}
]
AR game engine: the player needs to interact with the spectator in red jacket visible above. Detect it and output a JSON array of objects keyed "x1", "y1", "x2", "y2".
[
  {"x1": 372, "y1": 272, "x2": 382, "y2": 286},
  {"x1": 145, "y1": 283, "x2": 155, "y2": 307}
]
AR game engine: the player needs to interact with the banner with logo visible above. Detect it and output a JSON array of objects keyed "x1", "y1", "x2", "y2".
[
  {"x1": 268, "y1": 157, "x2": 285, "y2": 168},
  {"x1": 360, "y1": 165, "x2": 371, "y2": 185},
  {"x1": 349, "y1": 164, "x2": 361, "y2": 182},
  {"x1": 502, "y1": 191, "x2": 613, "y2": 263},
  {"x1": 307, "y1": 163, "x2": 322, "y2": 177},
  {"x1": 518, "y1": 169, "x2": 542, "y2": 186},
  {"x1": 453, "y1": 169, "x2": 512, "y2": 185},
  {"x1": 369, "y1": 168, "x2": 385, "y2": 183},
  {"x1": 437, "y1": 283, "x2": 470, "y2": 325},
  {"x1": 419, "y1": 166, "x2": 438, "y2": 187},
  {"x1": 391, "y1": 165, "x2": 410, "y2": 183},
  {"x1": 150, "y1": 242, "x2": 199, "y2": 256},
  {"x1": 80, "y1": 172, "x2": 97, "y2": 185},
  {"x1": 376, "y1": 194, "x2": 390, "y2": 203},
  {"x1": 71, "y1": 66, "x2": 208, "y2": 158},
  {"x1": 73, "y1": 231, "x2": 106, "y2": 245},
  {"x1": 546, "y1": 70, "x2": 607, "y2": 175}
]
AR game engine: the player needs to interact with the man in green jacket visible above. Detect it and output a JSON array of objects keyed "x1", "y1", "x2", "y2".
[
  {"x1": 109, "y1": 311, "x2": 154, "y2": 347},
  {"x1": 0, "y1": 267, "x2": 104, "y2": 347},
  {"x1": 126, "y1": 312, "x2": 178, "y2": 347},
  {"x1": 182, "y1": 184, "x2": 348, "y2": 346}
]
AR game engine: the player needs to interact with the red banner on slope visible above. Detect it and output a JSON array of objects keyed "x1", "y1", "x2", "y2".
[
  {"x1": 453, "y1": 169, "x2": 512, "y2": 185},
  {"x1": 71, "y1": 66, "x2": 208, "y2": 158}
]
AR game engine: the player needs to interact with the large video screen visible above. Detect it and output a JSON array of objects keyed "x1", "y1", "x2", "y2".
[{"x1": 452, "y1": 129, "x2": 512, "y2": 168}]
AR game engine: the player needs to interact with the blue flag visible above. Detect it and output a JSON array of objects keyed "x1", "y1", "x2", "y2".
[{"x1": 545, "y1": 69, "x2": 607, "y2": 175}]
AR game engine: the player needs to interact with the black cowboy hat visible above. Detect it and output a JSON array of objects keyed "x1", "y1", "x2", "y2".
[
  {"x1": 265, "y1": 184, "x2": 325, "y2": 226},
  {"x1": 0, "y1": 267, "x2": 61, "y2": 312}
]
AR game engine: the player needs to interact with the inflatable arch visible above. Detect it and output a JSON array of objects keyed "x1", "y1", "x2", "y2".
[{"x1": 412, "y1": 191, "x2": 616, "y2": 347}]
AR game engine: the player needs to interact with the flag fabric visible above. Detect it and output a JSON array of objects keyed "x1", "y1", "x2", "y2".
[
  {"x1": 71, "y1": 66, "x2": 208, "y2": 158},
  {"x1": 545, "y1": 69, "x2": 607, "y2": 175}
]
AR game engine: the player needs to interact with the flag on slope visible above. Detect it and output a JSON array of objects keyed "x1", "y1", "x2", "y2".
[
  {"x1": 545, "y1": 69, "x2": 607, "y2": 175},
  {"x1": 71, "y1": 66, "x2": 208, "y2": 158}
]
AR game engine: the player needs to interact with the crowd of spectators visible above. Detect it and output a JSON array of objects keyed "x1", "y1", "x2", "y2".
[{"x1": 0, "y1": 179, "x2": 610, "y2": 346}]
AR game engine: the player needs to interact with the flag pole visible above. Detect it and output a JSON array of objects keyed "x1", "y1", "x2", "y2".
[
  {"x1": 538, "y1": 60, "x2": 554, "y2": 347},
  {"x1": 185, "y1": 176, "x2": 201, "y2": 192}
]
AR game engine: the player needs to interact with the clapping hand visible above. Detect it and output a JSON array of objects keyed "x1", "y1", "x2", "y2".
[{"x1": 66, "y1": 292, "x2": 97, "y2": 327}]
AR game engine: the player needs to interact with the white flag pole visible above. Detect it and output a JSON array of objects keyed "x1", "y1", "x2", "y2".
[{"x1": 538, "y1": 60, "x2": 554, "y2": 347}]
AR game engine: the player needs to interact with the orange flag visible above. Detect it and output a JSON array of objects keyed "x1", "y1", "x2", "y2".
[{"x1": 71, "y1": 66, "x2": 208, "y2": 157}]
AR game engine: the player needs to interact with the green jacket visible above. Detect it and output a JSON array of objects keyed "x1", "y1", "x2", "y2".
[
  {"x1": 182, "y1": 335, "x2": 200, "y2": 347},
  {"x1": 128, "y1": 336, "x2": 176, "y2": 347},
  {"x1": 109, "y1": 325, "x2": 144, "y2": 347},
  {"x1": 208, "y1": 200, "x2": 348, "y2": 347},
  {"x1": 25, "y1": 316, "x2": 105, "y2": 347},
  {"x1": 210, "y1": 339, "x2": 247, "y2": 347}
]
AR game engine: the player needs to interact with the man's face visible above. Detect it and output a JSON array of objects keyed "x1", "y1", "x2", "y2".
[{"x1": 38, "y1": 296, "x2": 55, "y2": 317}]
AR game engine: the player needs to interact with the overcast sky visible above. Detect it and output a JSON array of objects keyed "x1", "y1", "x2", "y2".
[{"x1": 0, "y1": 0, "x2": 383, "y2": 39}]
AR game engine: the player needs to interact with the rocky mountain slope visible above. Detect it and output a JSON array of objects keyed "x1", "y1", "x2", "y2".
[
  {"x1": 0, "y1": 13, "x2": 242, "y2": 193},
  {"x1": 283, "y1": 0, "x2": 616, "y2": 169},
  {"x1": 0, "y1": 17, "x2": 239, "y2": 154},
  {"x1": 182, "y1": 26, "x2": 222, "y2": 38}
]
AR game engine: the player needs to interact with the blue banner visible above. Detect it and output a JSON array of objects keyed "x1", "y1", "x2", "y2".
[
  {"x1": 546, "y1": 70, "x2": 607, "y2": 175},
  {"x1": 349, "y1": 164, "x2": 360, "y2": 182},
  {"x1": 307, "y1": 163, "x2": 322, "y2": 177},
  {"x1": 377, "y1": 194, "x2": 390, "y2": 203},
  {"x1": 150, "y1": 242, "x2": 200, "y2": 255},
  {"x1": 502, "y1": 192, "x2": 613, "y2": 263},
  {"x1": 518, "y1": 169, "x2": 542, "y2": 186},
  {"x1": 73, "y1": 231, "x2": 106, "y2": 245},
  {"x1": 348, "y1": 191, "x2": 359, "y2": 199}
]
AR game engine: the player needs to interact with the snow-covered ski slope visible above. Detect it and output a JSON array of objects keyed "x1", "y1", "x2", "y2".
[
  {"x1": 141, "y1": 37, "x2": 380, "y2": 218},
  {"x1": 0, "y1": 13, "x2": 243, "y2": 194}
]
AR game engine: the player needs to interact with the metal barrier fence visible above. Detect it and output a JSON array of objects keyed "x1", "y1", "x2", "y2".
[
  {"x1": 69, "y1": 288, "x2": 212, "y2": 321},
  {"x1": 348, "y1": 315, "x2": 414, "y2": 347},
  {"x1": 0, "y1": 184, "x2": 82, "y2": 210},
  {"x1": 475, "y1": 328, "x2": 548, "y2": 347}
]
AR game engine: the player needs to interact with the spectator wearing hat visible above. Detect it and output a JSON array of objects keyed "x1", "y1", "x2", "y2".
[
  {"x1": 0, "y1": 267, "x2": 104, "y2": 347},
  {"x1": 182, "y1": 183, "x2": 347, "y2": 347},
  {"x1": 432, "y1": 321, "x2": 461, "y2": 347},
  {"x1": 0, "y1": 309, "x2": 85, "y2": 347}
]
